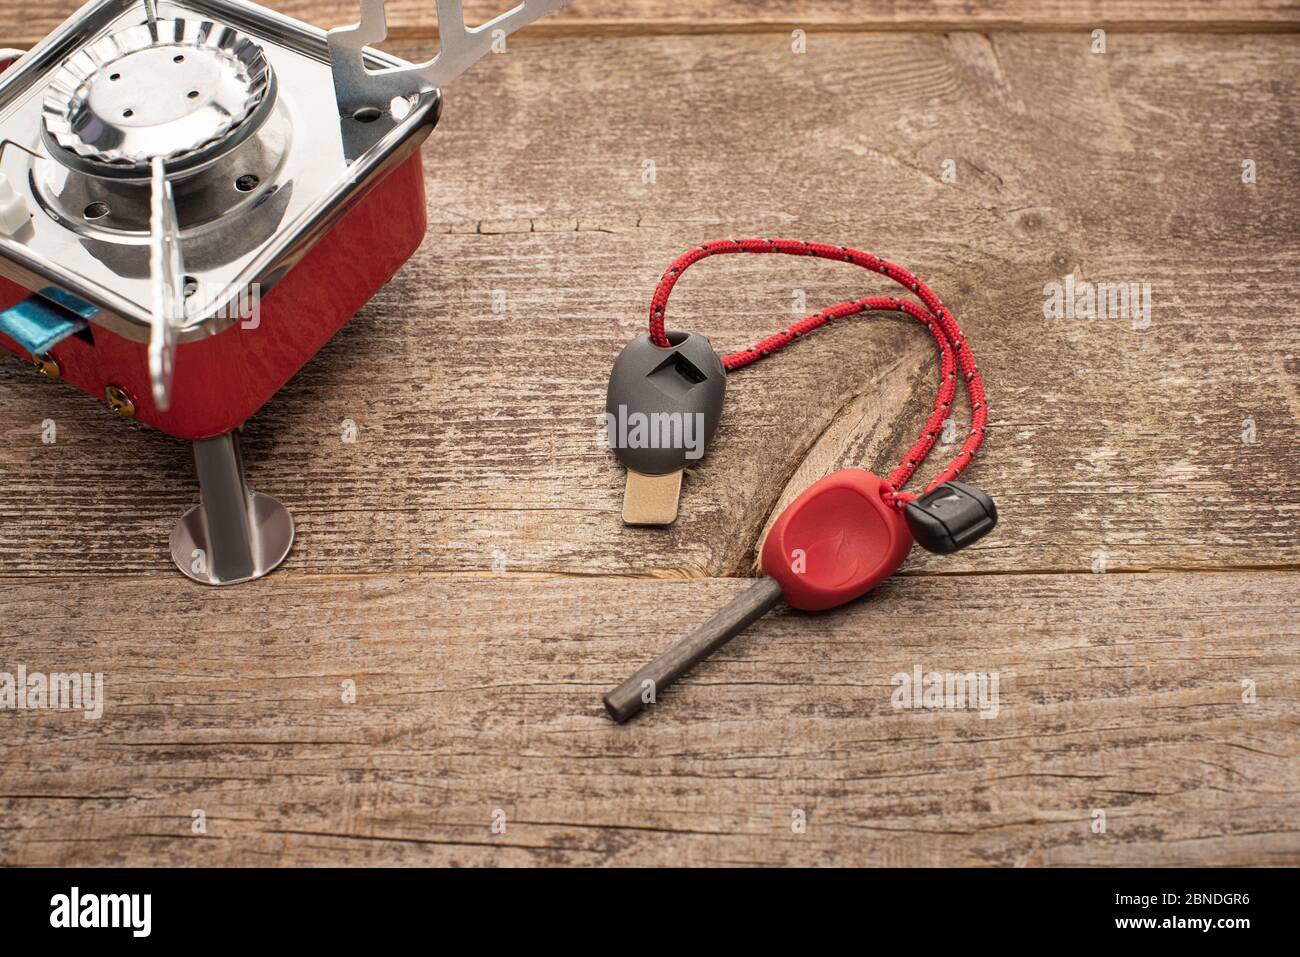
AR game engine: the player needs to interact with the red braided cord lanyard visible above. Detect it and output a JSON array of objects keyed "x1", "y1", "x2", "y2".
[{"x1": 648, "y1": 238, "x2": 988, "y2": 511}]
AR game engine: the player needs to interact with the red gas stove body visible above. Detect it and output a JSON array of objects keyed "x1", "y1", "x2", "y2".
[
  {"x1": 0, "y1": 150, "x2": 427, "y2": 439},
  {"x1": 0, "y1": 0, "x2": 563, "y2": 584}
]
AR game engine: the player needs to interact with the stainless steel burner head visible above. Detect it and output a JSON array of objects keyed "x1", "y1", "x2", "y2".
[{"x1": 41, "y1": 18, "x2": 273, "y2": 177}]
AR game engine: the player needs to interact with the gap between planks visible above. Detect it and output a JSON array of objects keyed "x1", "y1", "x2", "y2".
[
  {"x1": 2, "y1": 564, "x2": 1297, "y2": 586},
  {"x1": 376, "y1": 21, "x2": 1300, "y2": 42}
]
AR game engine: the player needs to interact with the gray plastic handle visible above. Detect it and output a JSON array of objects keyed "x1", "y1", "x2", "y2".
[{"x1": 605, "y1": 330, "x2": 726, "y2": 475}]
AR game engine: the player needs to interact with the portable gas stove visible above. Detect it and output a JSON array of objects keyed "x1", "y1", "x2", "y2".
[{"x1": 0, "y1": 0, "x2": 563, "y2": 583}]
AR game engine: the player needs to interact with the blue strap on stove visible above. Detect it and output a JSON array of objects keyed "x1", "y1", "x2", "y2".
[{"x1": 0, "y1": 288, "x2": 94, "y2": 355}]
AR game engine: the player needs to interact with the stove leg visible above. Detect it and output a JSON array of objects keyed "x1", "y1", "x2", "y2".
[{"x1": 170, "y1": 431, "x2": 295, "y2": 585}]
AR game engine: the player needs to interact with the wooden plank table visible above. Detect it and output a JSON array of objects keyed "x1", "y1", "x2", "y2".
[{"x1": 0, "y1": 0, "x2": 1296, "y2": 866}]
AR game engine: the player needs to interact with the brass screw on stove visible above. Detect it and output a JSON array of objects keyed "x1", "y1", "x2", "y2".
[
  {"x1": 104, "y1": 384, "x2": 135, "y2": 418},
  {"x1": 31, "y1": 353, "x2": 61, "y2": 379}
]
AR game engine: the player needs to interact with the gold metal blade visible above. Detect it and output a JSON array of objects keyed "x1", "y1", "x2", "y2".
[{"x1": 622, "y1": 469, "x2": 683, "y2": 526}]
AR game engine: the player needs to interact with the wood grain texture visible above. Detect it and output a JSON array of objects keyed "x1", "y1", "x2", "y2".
[
  {"x1": 0, "y1": 4, "x2": 1298, "y2": 867},
  {"x1": 0, "y1": 572, "x2": 1296, "y2": 866},
  {"x1": 2, "y1": 32, "x2": 1298, "y2": 580},
  {"x1": 1, "y1": 1, "x2": 1298, "y2": 46}
]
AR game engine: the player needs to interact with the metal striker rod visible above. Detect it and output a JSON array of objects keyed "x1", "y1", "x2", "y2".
[{"x1": 603, "y1": 576, "x2": 784, "y2": 723}]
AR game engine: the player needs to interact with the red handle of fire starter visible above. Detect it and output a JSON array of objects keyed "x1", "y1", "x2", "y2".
[{"x1": 760, "y1": 469, "x2": 914, "y2": 611}]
